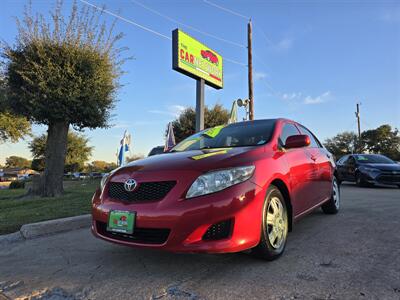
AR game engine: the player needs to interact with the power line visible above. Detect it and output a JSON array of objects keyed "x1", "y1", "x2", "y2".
[
  {"x1": 224, "y1": 57, "x2": 247, "y2": 67},
  {"x1": 203, "y1": 0, "x2": 250, "y2": 20},
  {"x1": 79, "y1": 0, "x2": 246, "y2": 66},
  {"x1": 130, "y1": 0, "x2": 246, "y2": 49},
  {"x1": 263, "y1": 80, "x2": 279, "y2": 96},
  {"x1": 79, "y1": 0, "x2": 171, "y2": 40},
  {"x1": 253, "y1": 51, "x2": 270, "y2": 70},
  {"x1": 252, "y1": 21, "x2": 274, "y2": 46},
  {"x1": 200, "y1": 1, "x2": 273, "y2": 70}
]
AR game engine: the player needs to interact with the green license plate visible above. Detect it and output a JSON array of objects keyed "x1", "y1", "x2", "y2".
[{"x1": 107, "y1": 210, "x2": 135, "y2": 234}]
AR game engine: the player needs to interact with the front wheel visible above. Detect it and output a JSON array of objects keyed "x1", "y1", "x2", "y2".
[
  {"x1": 321, "y1": 176, "x2": 340, "y2": 214},
  {"x1": 252, "y1": 185, "x2": 288, "y2": 260},
  {"x1": 355, "y1": 173, "x2": 365, "y2": 187}
]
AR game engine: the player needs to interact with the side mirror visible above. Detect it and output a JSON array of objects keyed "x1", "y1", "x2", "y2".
[{"x1": 285, "y1": 135, "x2": 311, "y2": 149}]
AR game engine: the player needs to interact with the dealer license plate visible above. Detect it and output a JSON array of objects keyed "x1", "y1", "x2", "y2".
[{"x1": 107, "y1": 210, "x2": 135, "y2": 234}]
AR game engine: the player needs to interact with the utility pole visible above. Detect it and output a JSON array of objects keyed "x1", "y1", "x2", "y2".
[
  {"x1": 355, "y1": 103, "x2": 361, "y2": 139},
  {"x1": 247, "y1": 20, "x2": 254, "y2": 120}
]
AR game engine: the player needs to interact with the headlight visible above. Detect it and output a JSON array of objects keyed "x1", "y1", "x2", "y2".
[
  {"x1": 100, "y1": 174, "x2": 109, "y2": 190},
  {"x1": 360, "y1": 167, "x2": 380, "y2": 173},
  {"x1": 186, "y1": 166, "x2": 255, "y2": 199}
]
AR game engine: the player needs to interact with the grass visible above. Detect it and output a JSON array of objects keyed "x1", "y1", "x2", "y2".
[{"x1": 0, "y1": 180, "x2": 99, "y2": 235}]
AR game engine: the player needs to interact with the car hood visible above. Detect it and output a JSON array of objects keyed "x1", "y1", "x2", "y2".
[
  {"x1": 360, "y1": 163, "x2": 400, "y2": 172},
  {"x1": 117, "y1": 147, "x2": 264, "y2": 173}
]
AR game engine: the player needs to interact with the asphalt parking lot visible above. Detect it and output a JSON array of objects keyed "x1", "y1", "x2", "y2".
[{"x1": 1, "y1": 183, "x2": 399, "y2": 300}]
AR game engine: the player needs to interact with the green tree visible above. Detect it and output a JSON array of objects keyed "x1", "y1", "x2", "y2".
[
  {"x1": 171, "y1": 104, "x2": 230, "y2": 143},
  {"x1": 29, "y1": 132, "x2": 93, "y2": 173},
  {"x1": 361, "y1": 125, "x2": 400, "y2": 161},
  {"x1": 87, "y1": 160, "x2": 118, "y2": 173},
  {"x1": 5, "y1": 156, "x2": 31, "y2": 169},
  {"x1": 31, "y1": 158, "x2": 45, "y2": 172},
  {"x1": 87, "y1": 160, "x2": 108, "y2": 173},
  {"x1": 1, "y1": 1, "x2": 127, "y2": 196},
  {"x1": 104, "y1": 162, "x2": 118, "y2": 173},
  {"x1": 87, "y1": 160, "x2": 117, "y2": 173},
  {"x1": 324, "y1": 132, "x2": 359, "y2": 159},
  {"x1": 126, "y1": 154, "x2": 144, "y2": 163},
  {"x1": 0, "y1": 77, "x2": 31, "y2": 143}
]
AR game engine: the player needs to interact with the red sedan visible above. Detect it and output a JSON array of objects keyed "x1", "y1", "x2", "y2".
[{"x1": 92, "y1": 119, "x2": 340, "y2": 260}]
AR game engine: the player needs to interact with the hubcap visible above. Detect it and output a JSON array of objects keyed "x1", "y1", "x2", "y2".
[
  {"x1": 333, "y1": 179, "x2": 340, "y2": 209},
  {"x1": 266, "y1": 197, "x2": 287, "y2": 249}
]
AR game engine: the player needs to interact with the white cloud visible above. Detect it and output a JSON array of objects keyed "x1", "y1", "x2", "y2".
[
  {"x1": 113, "y1": 121, "x2": 132, "y2": 129},
  {"x1": 281, "y1": 92, "x2": 302, "y2": 100},
  {"x1": 303, "y1": 91, "x2": 331, "y2": 105},
  {"x1": 254, "y1": 71, "x2": 268, "y2": 81},
  {"x1": 380, "y1": 9, "x2": 400, "y2": 23},
  {"x1": 274, "y1": 37, "x2": 294, "y2": 51},
  {"x1": 149, "y1": 104, "x2": 186, "y2": 117}
]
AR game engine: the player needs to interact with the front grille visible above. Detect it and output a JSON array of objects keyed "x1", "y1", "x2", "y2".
[
  {"x1": 96, "y1": 221, "x2": 170, "y2": 244},
  {"x1": 202, "y1": 219, "x2": 233, "y2": 241},
  {"x1": 108, "y1": 181, "x2": 176, "y2": 202},
  {"x1": 376, "y1": 174, "x2": 400, "y2": 183}
]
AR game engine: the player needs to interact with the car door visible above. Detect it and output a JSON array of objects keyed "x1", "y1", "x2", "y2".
[
  {"x1": 279, "y1": 123, "x2": 317, "y2": 216},
  {"x1": 336, "y1": 155, "x2": 350, "y2": 181},
  {"x1": 297, "y1": 125, "x2": 332, "y2": 205},
  {"x1": 344, "y1": 156, "x2": 357, "y2": 181}
]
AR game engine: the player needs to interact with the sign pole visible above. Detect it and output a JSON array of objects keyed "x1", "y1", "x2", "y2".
[{"x1": 196, "y1": 79, "x2": 205, "y2": 132}]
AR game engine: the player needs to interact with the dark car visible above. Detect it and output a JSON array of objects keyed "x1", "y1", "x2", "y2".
[
  {"x1": 336, "y1": 154, "x2": 400, "y2": 187},
  {"x1": 148, "y1": 146, "x2": 165, "y2": 156},
  {"x1": 92, "y1": 119, "x2": 339, "y2": 260}
]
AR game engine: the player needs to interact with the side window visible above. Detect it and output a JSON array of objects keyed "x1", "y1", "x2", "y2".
[
  {"x1": 279, "y1": 123, "x2": 300, "y2": 146},
  {"x1": 337, "y1": 155, "x2": 349, "y2": 165},
  {"x1": 347, "y1": 156, "x2": 356, "y2": 166},
  {"x1": 298, "y1": 125, "x2": 321, "y2": 148}
]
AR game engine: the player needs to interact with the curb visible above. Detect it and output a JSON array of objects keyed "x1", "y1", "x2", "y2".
[{"x1": 0, "y1": 214, "x2": 91, "y2": 245}]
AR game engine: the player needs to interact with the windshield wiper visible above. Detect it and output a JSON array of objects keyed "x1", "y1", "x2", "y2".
[{"x1": 199, "y1": 146, "x2": 234, "y2": 150}]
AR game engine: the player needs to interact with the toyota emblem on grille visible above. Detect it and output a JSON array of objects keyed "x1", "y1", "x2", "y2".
[{"x1": 124, "y1": 179, "x2": 137, "y2": 192}]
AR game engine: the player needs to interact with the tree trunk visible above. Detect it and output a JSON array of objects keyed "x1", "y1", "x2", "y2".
[{"x1": 42, "y1": 121, "x2": 69, "y2": 197}]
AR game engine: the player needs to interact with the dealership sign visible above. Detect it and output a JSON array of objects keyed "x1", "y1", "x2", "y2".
[{"x1": 172, "y1": 29, "x2": 223, "y2": 89}]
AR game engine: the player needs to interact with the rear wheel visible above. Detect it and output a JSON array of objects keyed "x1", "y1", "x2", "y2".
[
  {"x1": 252, "y1": 185, "x2": 288, "y2": 260},
  {"x1": 322, "y1": 176, "x2": 340, "y2": 214}
]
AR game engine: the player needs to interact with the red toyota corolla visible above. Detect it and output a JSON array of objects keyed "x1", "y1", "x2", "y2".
[{"x1": 92, "y1": 119, "x2": 340, "y2": 260}]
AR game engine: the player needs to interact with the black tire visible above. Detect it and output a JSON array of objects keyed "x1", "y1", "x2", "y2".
[
  {"x1": 322, "y1": 176, "x2": 340, "y2": 214},
  {"x1": 355, "y1": 173, "x2": 365, "y2": 187},
  {"x1": 252, "y1": 185, "x2": 289, "y2": 260}
]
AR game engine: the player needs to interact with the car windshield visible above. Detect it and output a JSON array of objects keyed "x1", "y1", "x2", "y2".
[
  {"x1": 172, "y1": 120, "x2": 276, "y2": 152},
  {"x1": 355, "y1": 154, "x2": 395, "y2": 164}
]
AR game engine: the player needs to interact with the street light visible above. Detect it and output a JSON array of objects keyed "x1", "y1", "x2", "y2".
[{"x1": 237, "y1": 98, "x2": 250, "y2": 121}]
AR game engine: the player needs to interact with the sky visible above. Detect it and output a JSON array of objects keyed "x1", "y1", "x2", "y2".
[{"x1": 0, "y1": 0, "x2": 399, "y2": 165}]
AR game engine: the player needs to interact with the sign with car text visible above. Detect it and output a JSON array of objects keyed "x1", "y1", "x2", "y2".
[{"x1": 172, "y1": 29, "x2": 223, "y2": 89}]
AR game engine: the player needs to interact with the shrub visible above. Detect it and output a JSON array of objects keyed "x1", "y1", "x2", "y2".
[{"x1": 9, "y1": 180, "x2": 25, "y2": 189}]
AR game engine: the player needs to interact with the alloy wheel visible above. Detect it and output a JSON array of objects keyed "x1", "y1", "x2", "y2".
[
  {"x1": 333, "y1": 178, "x2": 340, "y2": 209},
  {"x1": 266, "y1": 197, "x2": 287, "y2": 249}
]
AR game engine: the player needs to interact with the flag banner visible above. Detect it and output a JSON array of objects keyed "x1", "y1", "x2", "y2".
[
  {"x1": 118, "y1": 130, "x2": 132, "y2": 166},
  {"x1": 228, "y1": 100, "x2": 238, "y2": 124},
  {"x1": 164, "y1": 122, "x2": 176, "y2": 151}
]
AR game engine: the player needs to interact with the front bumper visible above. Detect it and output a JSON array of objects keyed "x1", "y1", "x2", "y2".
[
  {"x1": 361, "y1": 171, "x2": 400, "y2": 186},
  {"x1": 91, "y1": 179, "x2": 264, "y2": 253}
]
